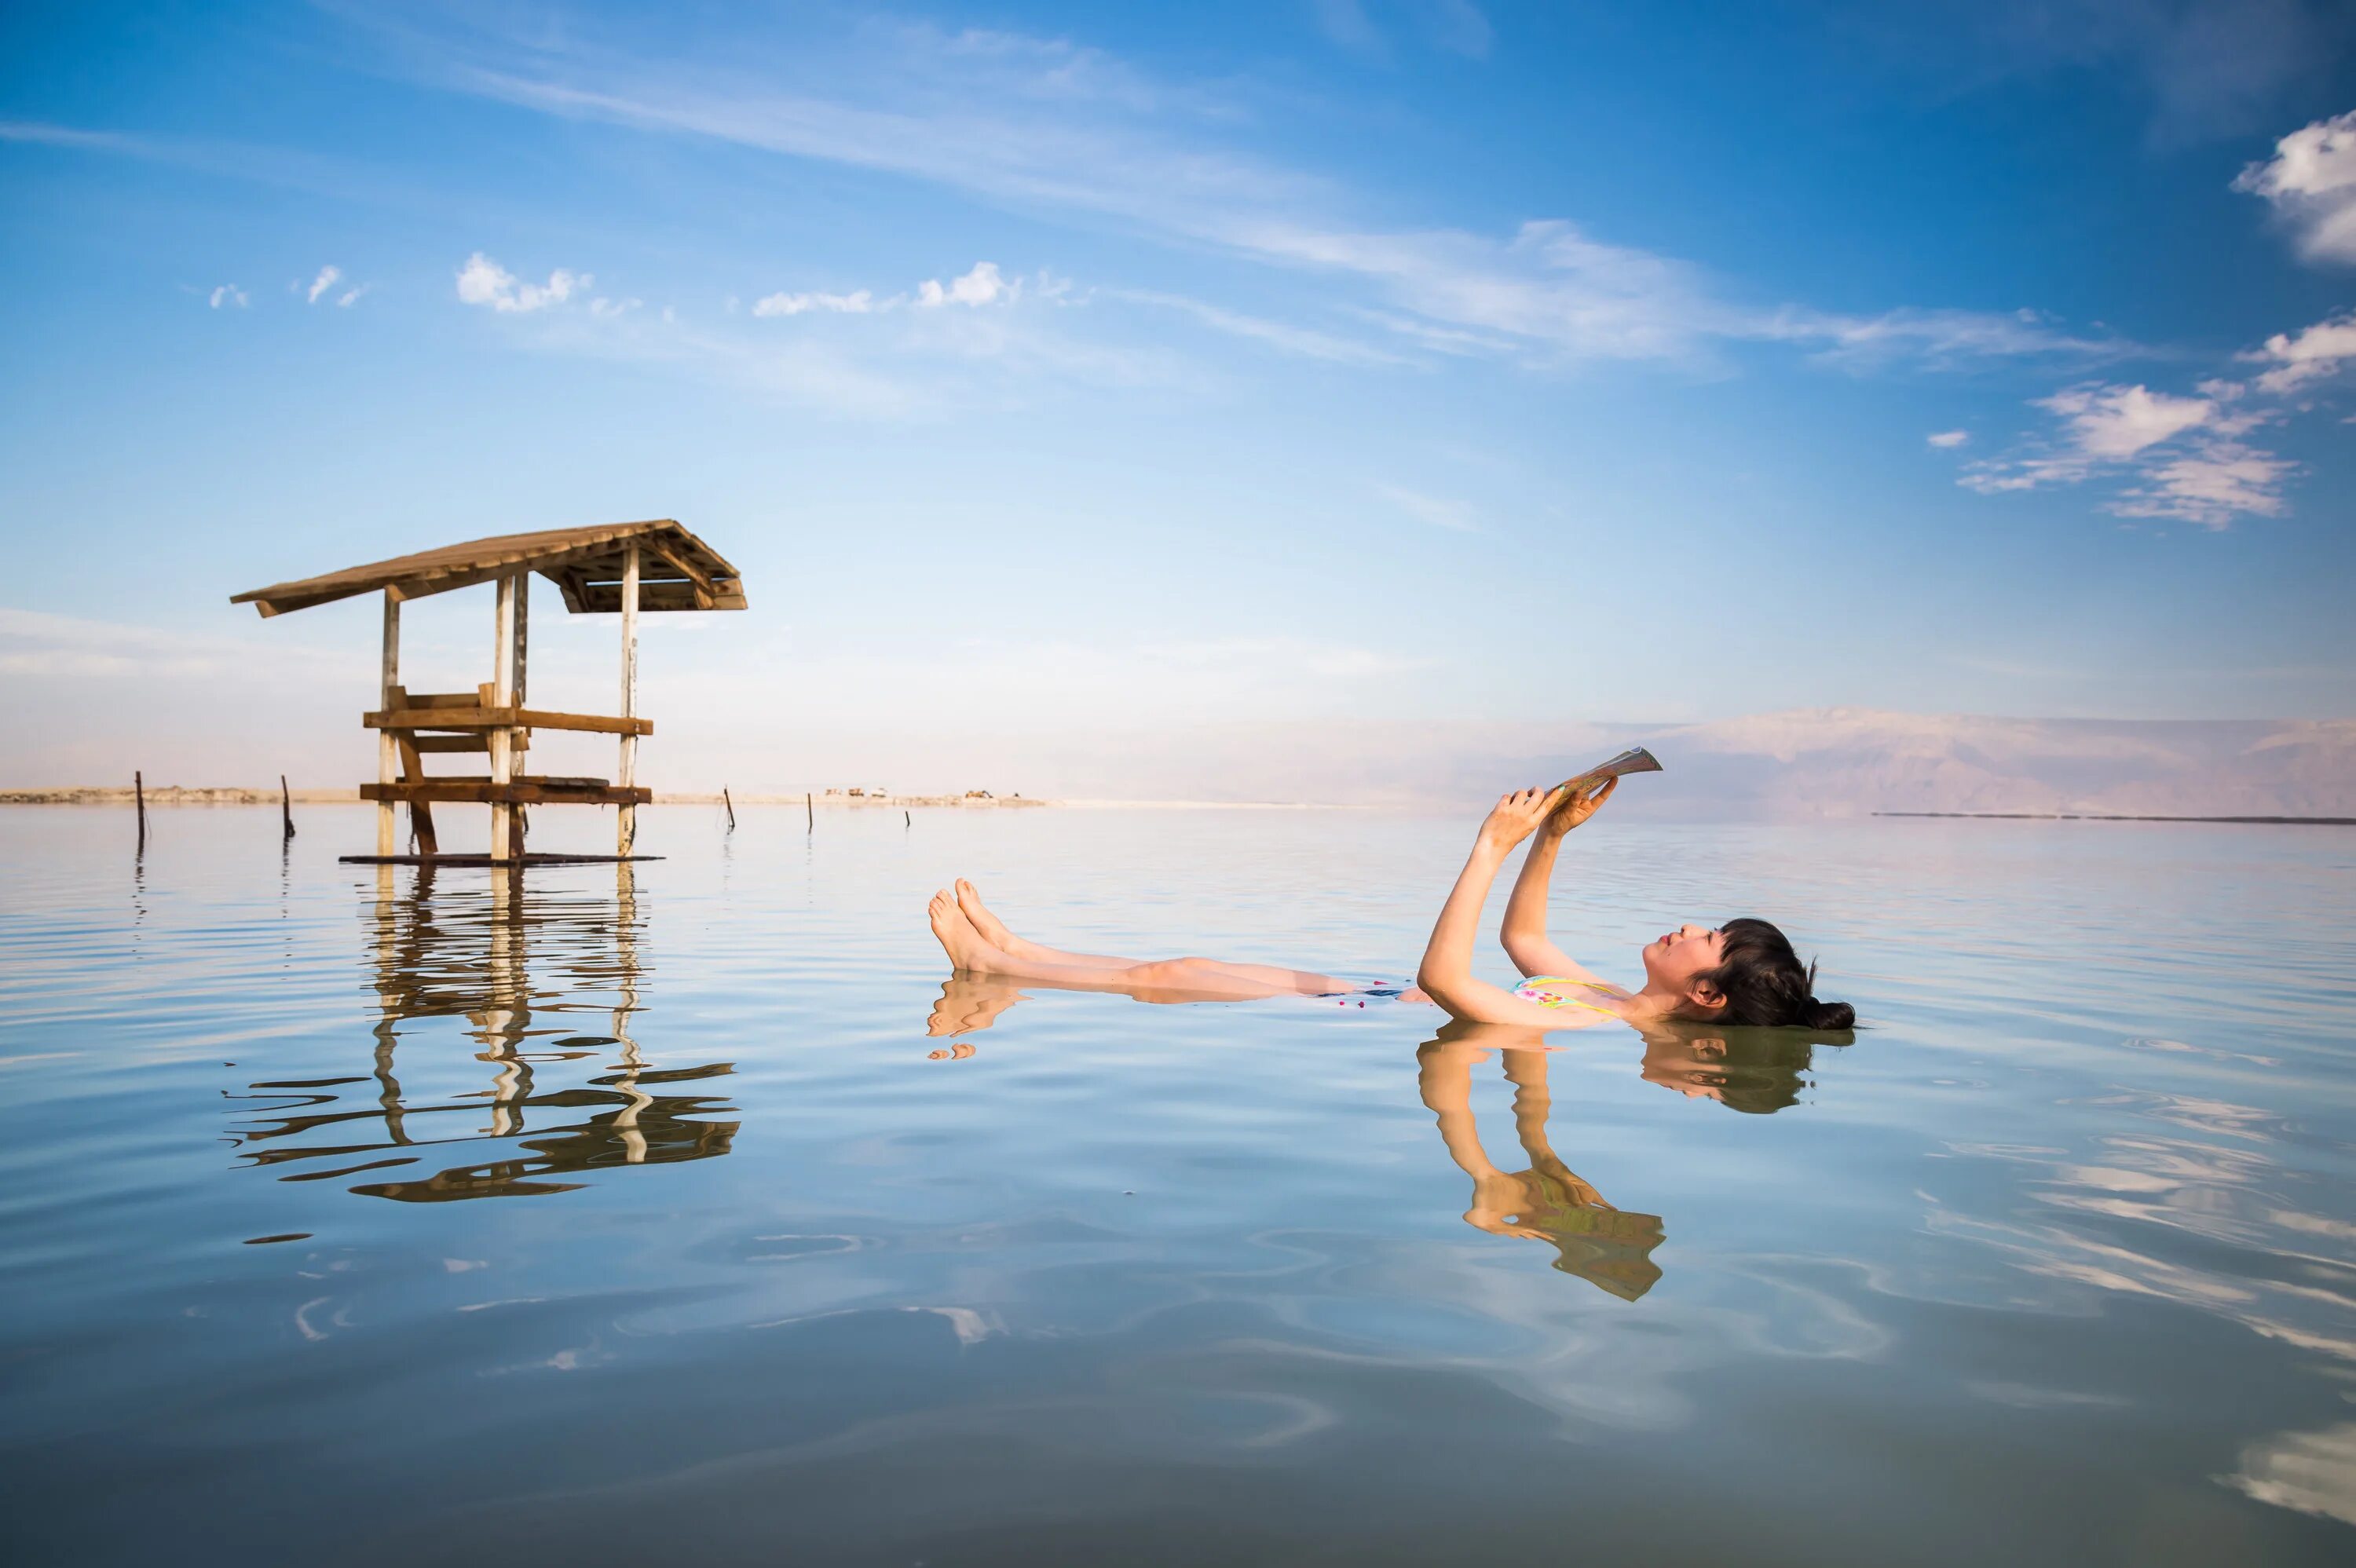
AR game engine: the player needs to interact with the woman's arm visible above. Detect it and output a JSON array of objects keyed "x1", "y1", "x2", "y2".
[
  {"x1": 1417, "y1": 788, "x2": 1612, "y2": 1029},
  {"x1": 1500, "y1": 777, "x2": 1616, "y2": 982}
]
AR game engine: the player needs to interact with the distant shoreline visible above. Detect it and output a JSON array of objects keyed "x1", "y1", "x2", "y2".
[
  {"x1": 0, "y1": 787, "x2": 1343, "y2": 811},
  {"x1": 0, "y1": 786, "x2": 1058, "y2": 809},
  {"x1": 1875, "y1": 811, "x2": 2356, "y2": 826}
]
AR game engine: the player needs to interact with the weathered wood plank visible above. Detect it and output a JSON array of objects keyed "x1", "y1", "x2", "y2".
[
  {"x1": 364, "y1": 707, "x2": 651, "y2": 736},
  {"x1": 360, "y1": 781, "x2": 652, "y2": 806}
]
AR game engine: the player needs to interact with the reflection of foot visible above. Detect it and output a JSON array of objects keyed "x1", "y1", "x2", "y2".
[
  {"x1": 926, "y1": 975, "x2": 1026, "y2": 1037},
  {"x1": 928, "y1": 889, "x2": 1000, "y2": 973},
  {"x1": 955, "y1": 879, "x2": 1024, "y2": 956},
  {"x1": 927, "y1": 1042, "x2": 978, "y2": 1060}
]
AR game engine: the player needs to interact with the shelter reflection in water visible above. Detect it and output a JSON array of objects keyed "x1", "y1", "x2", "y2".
[{"x1": 227, "y1": 865, "x2": 737, "y2": 1201}]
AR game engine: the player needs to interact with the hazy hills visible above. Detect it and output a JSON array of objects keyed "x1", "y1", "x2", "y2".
[{"x1": 1018, "y1": 709, "x2": 2356, "y2": 817}]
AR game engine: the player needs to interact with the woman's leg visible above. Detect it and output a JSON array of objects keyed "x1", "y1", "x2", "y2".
[
  {"x1": 930, "y1": 890, "x2": 1353, "y2": 999},
  {"x1": 955, "y1": 882, "x2": 1132, "y2": 970}
]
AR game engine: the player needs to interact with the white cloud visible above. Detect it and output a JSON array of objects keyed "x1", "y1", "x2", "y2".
[
  {"x1": 2110, "y1": 443, "x2": 2294, "y2": 529},
  {"x1": 1961, "y1": 381, "x2": 2296, "y2": 526},
  {"x1": 455, "y1": 252, "x2": 588, "y2": 313},
  {"x1": 2244, "y1": 310, "x2": 2356, "y2": 393},
  {"x1": 916, "y1": 261, "x2": 1015, "y2": 308},
  {"x1": 1375, "y1": 483, "x2": 1477, "y2": 532},
  {"x1": 335, "y1": 284, "x2": 368, "y2": 308},
  {"x1": 587, "y1": 295, "x2": 642, "y2": 318},
  {"x1": 750, "y1": 264, "x2": 1016, "y2": 319},
  {"x1": 2234, "y1": 108, "x2": 2356, "y2": 265},
  {"x1": 2039, "y1": 383, "x2": 2213, "y2": 459},
  {"x1": 207, "y1": 283, "x2": 247, "y2": 309},
  {"x1": 305, "y1": 264, "x2": 341, "y2": 304},
  {"x1": 1927, "y1": 429, "x2": 1970, "y2": 448},
  {"x1": 752, "y1": 288, "x2": 876, "y2": 317}
]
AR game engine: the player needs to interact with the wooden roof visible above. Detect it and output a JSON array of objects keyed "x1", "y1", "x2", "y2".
[{"x1": 230, "y1": 520, "x2": 748, "y2": 618}]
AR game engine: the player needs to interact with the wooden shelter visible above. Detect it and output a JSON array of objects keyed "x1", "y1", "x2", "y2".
[{"x1": 232, "y1": 520, "x2": 746, "y2": 864}]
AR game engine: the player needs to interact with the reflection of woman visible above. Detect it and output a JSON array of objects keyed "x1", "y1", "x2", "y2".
[
  {"x1": 1418, "y1": 1024, "x2": 1664, "y2": 1301},
  {"x1": 1634, "y1": 1026, "x2": 1837, "y2": 1115},
  {"x1": 927, "y1": 780, "x2": 1854, "y2": 1033}
]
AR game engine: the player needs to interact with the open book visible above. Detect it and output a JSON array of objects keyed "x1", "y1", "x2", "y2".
[{"x1": 1557, "y1": 745, "x2": 1663, "y2": 797}]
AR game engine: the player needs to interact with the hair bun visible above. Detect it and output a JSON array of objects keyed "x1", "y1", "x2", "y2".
[{"x1": 1802, "y1": 998, "x2": 1856, "y2": 1031}]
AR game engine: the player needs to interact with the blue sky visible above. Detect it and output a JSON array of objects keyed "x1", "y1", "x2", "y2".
[{"x1": 2, "y1": 1, "x2": 2351, "y2": 790}]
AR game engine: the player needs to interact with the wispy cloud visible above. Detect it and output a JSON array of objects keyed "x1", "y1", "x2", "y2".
[
  {"x1": 1927, "y1": 429, "x2": 1970, "y2": 448},
  {"x1": 753, "y1": 288, "x2": 876, "y2": 317},
  {"x1": 1962, "y1": 380, "x2": 2298, "y2": 528},
  {"x1": 2110, "y1": 443, "x2": 2293, "y2": 525},
  {"x1": 305, "y1": 264, "x2": 342, "y2": 304},
  {"x1": 397, "y1": 13, "x2": 2113, "y2": 378},
  {"x1": 0, "y1": 608, "x2": 360, "y2": 681},
  {"x1": 207, "y1": 283, "x2": 247, "y2": 309},
  {"x1": 2234, "y1": 107, "x2": 2356, "y2": 264},
  {"x1": 752, "y1": 261, "x2": 1018, "y2": 320},
  {"x1": 1375, "y1": 483, "x2": 1477, "y2": 532},
  {"x1": 1107, "y1": 287, "x2": 1403, "y2": 364},
  {"x1": 455, "y1": 251, "x2": 587, "y2": 313},
  {"x1": 2243, "y1": 309, "x2": 2356, "y2": 393},
  {"x1": 1312, "y1": 1, "x2": 1494, "y2": 62}
]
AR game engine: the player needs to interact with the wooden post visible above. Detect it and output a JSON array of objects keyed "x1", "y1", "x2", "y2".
[
  {"x1": 510, "y1": 572, "x2": 529, "y2": 859},
  {"x1": 723, "y1": 787, "x2": 736, "y2": 831},
  {"x1": 135, "y1": 769, "x2": 147, "y2": 848},
  {"x1": 280, "y1": 775, "x2": 295, "y2": 841},
  {"x1": 806, "y1": 791, "x2": 813, "y2": 833},
  {"x1": 616, "y1": 543, "x2": 640, "y2": 856},
  {"x1": 377, "y1": 592, "x2": 401, "y2": 857},
  {"x1": 489, "y1": 573, "x2": 518, "y2": 862}
]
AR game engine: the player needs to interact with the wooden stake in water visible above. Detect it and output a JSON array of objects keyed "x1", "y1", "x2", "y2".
[
  {"x1": 135, "y1": 770, "x2": 147, "y2": 849},
  {"x1": 904, "y1": 810, "x2": 911, "y2": 829},
  {"x1": 723, "y1": 788, "x2": 737, "y2": 832},
  {"x1": 280, "y1": 775, "x2": 296, "y2": 840},
  {"x1": 806, "y1": 791, "x2": 814, "y2": 834}
]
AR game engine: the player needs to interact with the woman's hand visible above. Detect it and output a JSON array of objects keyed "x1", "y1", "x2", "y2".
[
  {"x1": 1541, "y1": 775, "x2": 1616, "y2": 839},
  {"x1": 1476, "y1": 787, "x2": 1564, "y2": 855}
]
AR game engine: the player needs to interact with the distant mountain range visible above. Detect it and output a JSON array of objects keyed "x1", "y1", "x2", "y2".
[{"x1": 1024, "y1": 709, "x2": 2356, "y2": 817}]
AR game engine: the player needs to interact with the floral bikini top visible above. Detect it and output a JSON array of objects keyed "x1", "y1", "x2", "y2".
[{"x1": 1509, "y1": 975, "x2": 1626, "y2": 1018}]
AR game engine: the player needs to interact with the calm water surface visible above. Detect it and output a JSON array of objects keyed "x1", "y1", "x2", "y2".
[{"x1": 2, "y1": 804, "x2": 2353, "y2": 1564}]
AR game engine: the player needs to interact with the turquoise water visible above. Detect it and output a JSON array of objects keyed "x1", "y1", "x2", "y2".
[{"x1": 2, "y1": 803, "x2": 2353, "y2": 1564}]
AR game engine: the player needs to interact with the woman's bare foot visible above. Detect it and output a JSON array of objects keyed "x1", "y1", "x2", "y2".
[
  {"x1": 954, "y1": 880, "x2": 1034, "y2": 958},
  {"x1": 928, "y1": 889, "x2": 1004, "y2": 974}
]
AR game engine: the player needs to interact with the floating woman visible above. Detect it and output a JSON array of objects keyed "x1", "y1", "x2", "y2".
[{"x1": 926, "y1": 779, "x2": 1854, "y2": 1033}]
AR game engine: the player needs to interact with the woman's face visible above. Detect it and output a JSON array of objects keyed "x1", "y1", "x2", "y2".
[{"x1": 1641, "y1": 923, "x2": 1728, "y2": 1013}]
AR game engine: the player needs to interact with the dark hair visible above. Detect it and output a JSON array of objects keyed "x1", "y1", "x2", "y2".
[{"x1": 1702, "y1": 918, "x2": 1855, "y2": 1030}]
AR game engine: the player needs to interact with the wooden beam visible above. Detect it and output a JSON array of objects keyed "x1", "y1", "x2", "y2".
[
  {"x1": 364, "y1": 707, "x2": 650, "y2": 736},
  {"x1": 361, "y1": 781, "x2": 653, "y2": 806},
  {"x1": 378, "y1": 591, "x2": 400, "y2": 856},
  {"x1": 409, "y1": 734, "x2": 511, "y2": 754},
  {"x1": 642, "y1": 539, "x2": 718, "y2": 609},
  {"x1": 617, "y1": 543, "x2": 640, "y2": 856}
]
